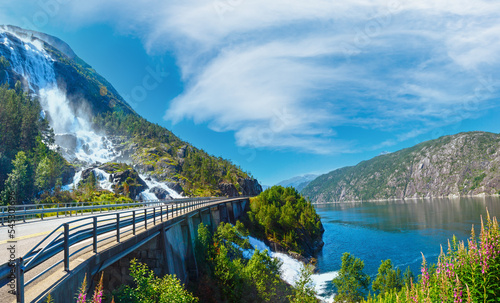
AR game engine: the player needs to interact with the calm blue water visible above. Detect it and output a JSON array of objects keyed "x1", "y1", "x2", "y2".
[{"x1": 313, "y1": 197, "x2": 500, "y2": 298}]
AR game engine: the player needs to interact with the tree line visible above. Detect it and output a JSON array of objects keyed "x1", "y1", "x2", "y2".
[
  {"x1": 0, "y1": 82, "x2": 71, "y2": 205},
  {"x1": 92, "y1": 111, "x2": 252, "y2": 196}
]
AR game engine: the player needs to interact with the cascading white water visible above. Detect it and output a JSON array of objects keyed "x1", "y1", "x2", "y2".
[
  {"x1": 0, "y1": 29, "x2": 117, "y2": 165},
  {"x1": 247, "y1": 236, "x2": 337, "y2": 303},
  {"x1": 94, "y1": 168, "x2": 114, "y2": 191},
  {"x1": 0, "y1": 28, "x2": 181, "y2": 198},
  {"x1": 139, "y1": 174, "x2": 183, "y2": 200},
  {"x1": 0, "y1": 30, "x2": 55, "y2": 91},
  {"x1": 61, "y1": 170, "x2": 82, "y2": 191},
  {"x1": 38, "y1": 88, "x2": 118, "y2": 164}
]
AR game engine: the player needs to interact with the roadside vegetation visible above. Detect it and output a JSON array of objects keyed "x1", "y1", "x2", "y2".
[
  {"x1": 245, "y1": 186, "x2": 324, "y2": 257},
  {"x1": 332, "y1": 212, "x2": 500, "y2": 303},
  {"x1": 0, "y1": 82, "x2": 73, "y2": 205},
  {"x1": 93, "y1": 111, "x2": 253, "y2": 196},
  {"x1": 63, "y1": 221, "x2": 318, "y2": 303}
]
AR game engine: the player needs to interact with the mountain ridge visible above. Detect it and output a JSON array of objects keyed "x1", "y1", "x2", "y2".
[
  {"x1": 276, "y1": 174, "x2": 318, "y2": 192},
  {"x1": 0, "y1": 25, "x2": 261, "y2": 201},
  {"x1": 301, "y1": 131, "x2": 500, "y2": 203}
]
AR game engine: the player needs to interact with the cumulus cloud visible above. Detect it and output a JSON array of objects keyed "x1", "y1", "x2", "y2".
[{"x1": 57, "y1": 0, "x2": 500, "y2": 153}]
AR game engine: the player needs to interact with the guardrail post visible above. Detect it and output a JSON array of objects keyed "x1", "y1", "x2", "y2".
[
  {"x1": 144, "y1": 209, "x2": 147, "y2": 229},
  {"x1": 41, "y1": 205, "x2": 44, "y2": 220},
  {"x1": 2, "y1": 207, "x2": 4, "y2": 226},
  {"x1": 16, "y1": 257, "x2": 24, "y2": 303},
  {"x1": 68, "y1": 203, "x2": 71, "y2": 217},
  {"x1": 64, "y1": 223, "x2": 70, "y2": 272},
  {"x1": 116, "y1": 213, "x2": 120, "y2": 243},
  {"x1": 153, "y1": 208, "x2": 156, "y2": 225},
  {"x1": 160, "y1": 206, "x2": 163, "y2": 222},
  {"x1": 93, "y1": 217, "x2": 97, "y2": 253},
  {"x1": 23, "y1": 207, "x2": 26, "y2": 223},
  {"x1": 133, "y1": 211, "x2": 136, "y2": 235}
]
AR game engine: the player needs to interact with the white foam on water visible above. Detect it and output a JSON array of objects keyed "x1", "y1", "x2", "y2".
[
  {"x1": 247, "y1": 236, "x2": 337, "y2": 302},
  {"x1": 94, "y1": 168, "x2": 114, "y2": 191},
  {"x1": 0, "y1": 31, "x2": 55, "y2": 91},
  {"x1": 0, "y1": 30, "x2": 119, "y2": 166},
  {"x1": 62, "y1": 170, "x2": 82, "y2": 191},
  {"x1": 140, "y1": 174, "x2": 183, "y2": 199},
  {"x1": 39, "y1": 88, "x2": 118, "y2": 164}
]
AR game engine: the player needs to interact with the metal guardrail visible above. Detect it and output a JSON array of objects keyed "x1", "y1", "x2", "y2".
[
  {"x1": 0, "y1": 197, "x2": 227, "y2": 303},
  {"x1": 0, "y1": 198, "x2": 215, "y2": 225}
]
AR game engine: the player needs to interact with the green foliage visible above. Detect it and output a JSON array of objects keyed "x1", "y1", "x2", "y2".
[
  {"x1": 363, "y1": 214, "x2": 500, "y2": 303},
  {"x1": 193, "y1": 221, "x2": 318, "y2": 303},
  {"x1": 242, "y1": 249, "x2": 283, "y2": 302},
  {"x1": 302, "y1": 131, "x2": 500, "y2": 202},
  {"x1": 2, "y1": 151, "x2": 31, "y2": 204},
  {"x1": 45, "y1": 293, "x2": 53, "y2": 303},
  {"x1": 332, "y1": 252, "x2": 370, "y2": 303},
  {"x1": 289, "y1": 265, "x2": 318, "y2": 303},
  {"x1": 114, "y1": 259, "x2": 198, "y2": 303},
  {"x1": 402, "y1": 266, "x2": 414, "y2": 287},
  {"x1": 195, "y1": 223, "x2": 213, "y2": 276},
  {"x1": 92, "y1": 111, "x2": 251, "y2": 196},
  {"x1": 471, "y1": 172, "x2": 487, "y2": 190},
  {"x1": 247, "y1": 186, "x2": 323, "y2": 256},
  {"x1": 0, "y1": 84, "x2": 70, "y2": 204},
  {"x1": 35, "y1": 157, "x2": 52, "y2": 190},
  {"x1": 372, "y1": 259, "x2": 403, "y2": 294}
]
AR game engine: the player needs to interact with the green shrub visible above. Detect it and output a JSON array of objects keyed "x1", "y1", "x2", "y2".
[{"x1": 363, "y1": 213, "x2": 500, "y2": 302}]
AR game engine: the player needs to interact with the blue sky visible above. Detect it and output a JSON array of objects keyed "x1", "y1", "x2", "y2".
[{"x1": 2, "y1": 0, "x2": 500, "y2": 185}]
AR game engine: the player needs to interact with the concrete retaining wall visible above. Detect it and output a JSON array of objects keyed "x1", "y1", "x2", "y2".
[{"x1": 36, "y1": 199, "x2": 248, "y2": 302}]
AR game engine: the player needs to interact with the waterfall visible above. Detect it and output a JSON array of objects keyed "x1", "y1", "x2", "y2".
[
  {"x1": 247, "y1": 236, "x2": 337, "y2": 303},
  {"x1": 0, "y1": 29, "x2": 118, "y2": 166},
  {"x1": 0, "y1": 28, "x2": 181, "y2": 199},
  {"x1": 0, "y1": 31, "x2": 56, "y2": 91}
]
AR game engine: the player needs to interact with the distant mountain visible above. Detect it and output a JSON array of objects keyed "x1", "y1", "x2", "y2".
[
  {"x1": 0, "y1": 25, "x2": 261, "y2": 200},
  {"x1": 302, "y1": 132, "x2": 500, "y2": 203},
  {"x1": 277, "y1": 174, "x2": 318, "y2": 192}
]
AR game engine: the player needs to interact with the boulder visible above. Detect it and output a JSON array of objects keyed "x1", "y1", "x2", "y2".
[
  {"x1": 238, "y1": 178, "x2": 263, "y2": 196},
  {"x1": 166, "y1": 181, "x2": 183, "y2": 195},
  {"x1": 149, "y1": 186, "x2": 172, "y2": 200},
  {"x1": 80, "y1": 167, "x2": 96, "y2": 183},
  {"x1": 218, "y1": 183, "x2": 239, "y2": 197},
  {"x1": 177, "y1": 145, "x2": 187, "y2": 158},
  {"x1": 98, "y1": 163, "x2": 147, "y2": 199}
]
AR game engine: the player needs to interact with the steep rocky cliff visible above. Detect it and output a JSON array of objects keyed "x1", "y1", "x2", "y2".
[{"x1": 302, "y1": 132, "x2": 500, "y2": 202}]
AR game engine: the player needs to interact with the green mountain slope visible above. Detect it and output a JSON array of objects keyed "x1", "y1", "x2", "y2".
[
  {"x1": 302, "y1": 132, "x2": 500, "y2": 202},
  {"x1": 0, "y1": 26, "x2": 261, "y2": 200}
]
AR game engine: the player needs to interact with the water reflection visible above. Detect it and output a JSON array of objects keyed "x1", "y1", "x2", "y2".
[
  {"x1": 315, "y1": 197, "x2": 500, "y2": 235},
  {"x1": 313, "y1": 196, "x2": 500, "y2": 295}
]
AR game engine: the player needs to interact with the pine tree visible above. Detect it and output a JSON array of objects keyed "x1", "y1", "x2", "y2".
[{"x1": 2, "y1": 151, "x2": 32, "y2": 205}]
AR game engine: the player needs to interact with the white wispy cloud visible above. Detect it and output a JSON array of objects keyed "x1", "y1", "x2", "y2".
[{"x1": 53, "y1": 0, "x2": 500, "y2": 153}]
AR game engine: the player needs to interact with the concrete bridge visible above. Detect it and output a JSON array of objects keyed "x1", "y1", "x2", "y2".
[{"x1": 0, "y1": 197, "x2": 250, "y2": 303}]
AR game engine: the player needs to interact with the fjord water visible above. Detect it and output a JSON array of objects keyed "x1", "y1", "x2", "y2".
[{"x1": 313, "y1": 197, "x2": 500, "y2": 300}]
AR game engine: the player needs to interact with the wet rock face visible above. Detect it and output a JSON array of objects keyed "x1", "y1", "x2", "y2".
[
  {"x1": 80, "y1": 166, "x2": 97, "y2": 184},
  {"x1": 149, "y1": 186, "x2": 172, "y2": 200},
  {"x1": 165, "y1": 181, "x2": 183, "y2": 195},
  {"x1": 97, "y1": 162, "x2": 147, "y2": 199},
  {"x1": 61, "y1": 165, "x2": 76, "y2": 185}
]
